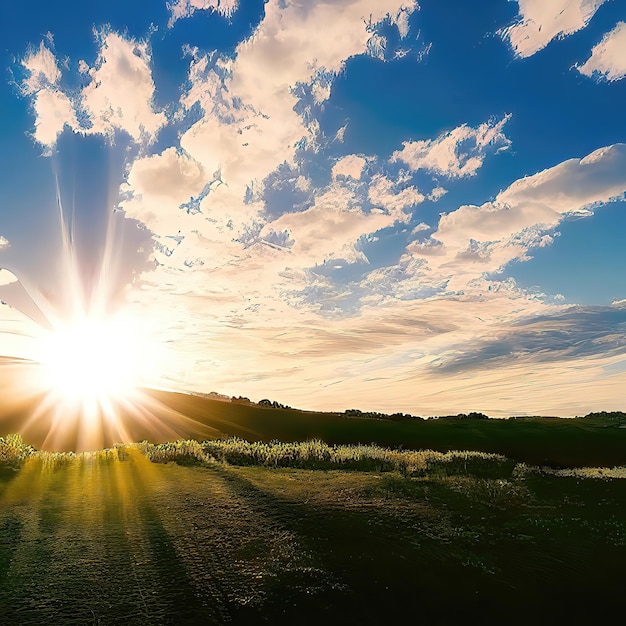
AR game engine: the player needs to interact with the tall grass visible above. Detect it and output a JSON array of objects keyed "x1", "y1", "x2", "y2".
[
  {"x1": 0, "y1": 434, "x2": 35, "y2": 468},
  {"x1": 143, "y1": 439, "x2": 210, "y2": 466},
  {"x1": 530, "y1": 466, "x2": 626, "y2": 480},
  {"x1": 0, "y1": 436, "x2": 127, "y2": 470},
  {"x1": 4, "y1": 434, "x2": 625, "y2": 481},
  {"x1": 145, "y1": 437, "x2": 516, "y2": 478}
]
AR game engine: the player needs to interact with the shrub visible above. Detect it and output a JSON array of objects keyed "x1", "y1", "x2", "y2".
[{"x1": 0, "y1": 434, "x2": 35, "y2": 468}]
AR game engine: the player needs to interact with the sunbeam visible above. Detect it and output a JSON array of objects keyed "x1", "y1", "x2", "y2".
[{"x1": 0, "y1": 168, "x2": 191, "y2": 452}]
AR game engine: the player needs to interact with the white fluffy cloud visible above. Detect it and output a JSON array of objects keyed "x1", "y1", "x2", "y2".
[
  {"x1": 128, "y1": 148, "x2": 207, "y2": 206},
  {"x1": 332, "y1": 155, "x2": 368, "y2": 180},
  {"x1": 81, "y1": 32, "x2": 166, "y2": 143},
  {"x1": 500, "y1": 0, "x2": 607, "y2": 58},
  {"x1": 497, "y1": 144, "x2": 626, "y2": 214},
  {"x1": 21, "y1": 42, "x2": 61, "y2": 91},
  {"x1": 391, "y1": 116, "x2": 511, "y2": 178},
  {"x1": 168, "y1": 0, "x2": 239, "y2": 26},
  {"x1": 29, "y1": 90, "x2": 77, "y2": 148},
  {"x1": 180, "y1": 0, "x2": 418, "y2": 193},
  {"x1": 21, "y1": 43, "x2": 77, "y2": 149},
  {"x1": 261, "y1": 183, "x2": 409, "y2": 265},
  {"x1": 367, "y1": 174, "x2": 424, "y2": 213},
  {"x1": 117, "y1": 6, "x2": 527, "y2": 405},
  {"x1": 22, "y1": 33, "x2": 166, "y2": 148},
  {"x1": 139, "y1": 141, "x2": 626, "y2": 409},
  {"x1": 117, "y1": 0, "x2": 423, "y2": 313},
  {"x1": 356, "y1": 143, "x2": 626, "y2": 307},
  {"x1": 577, "y1": 21, "x2": 626, "y2": 81},
  {"x1": 406, "y1": 143, "x2": 626, "y2": 290}
]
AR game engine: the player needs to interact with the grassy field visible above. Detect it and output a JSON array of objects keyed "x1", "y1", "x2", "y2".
[
  {"x1": 1, "y1": 435, "x2": 626, "y2": 624},
  {"x1": 147, "y1": 390, "x2": 626, "y2": 468},
  {"x1": 3, "y1": 388, "x2": 626, "y2": 468}
]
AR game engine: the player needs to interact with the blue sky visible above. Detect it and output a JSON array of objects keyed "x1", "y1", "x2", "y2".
[{"x1": 1, "y1": 0, "x2": 626, "y2": 417}]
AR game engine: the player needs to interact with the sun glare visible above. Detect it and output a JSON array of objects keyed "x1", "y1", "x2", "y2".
[
  {"x1": 8, "y1": 306, "x2": 181, "y2": 452},
  {"x1": 39, "y1": 315, "x2": 146, "y2": 407},
  {"x1": 0, "y1": 166, "x2": 179, "y2": 451}
]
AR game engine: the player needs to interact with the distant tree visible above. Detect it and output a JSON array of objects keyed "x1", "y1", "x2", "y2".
[
  {"x1": 582, "y1": 411, "x2": 626, "y2": 421},
  {"x1": 466, "y1": 412, "x2": 490, "y2": 420},
  {"x1": 257, "y1": 399, "x2": 290, "y2": 409},
  {"x1": 231, "y1": 396, "x2": 251, "y2": 404},
  {"x1": 343, "y1": 409, "x2": 420, "y2": 421},
  {"x1": 435, "y1": 412, "x2": 490, "y2": 420},
  {"x1": 389, "y1": 412, "x2": 410, "y2": 421}
]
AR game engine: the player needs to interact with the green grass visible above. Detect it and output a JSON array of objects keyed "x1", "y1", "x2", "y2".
[
  {"x1": 1, "y1": 436, "x2": 626, "y2": 623},
  {"x1": 145, "y1": 437, "x2": 516, "y2": 477}
]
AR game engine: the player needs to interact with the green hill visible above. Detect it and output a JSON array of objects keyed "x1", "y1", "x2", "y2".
[
  {"x1": 144, "y1": 390, "x2": 626, "y2": 468},
  {"x1": 2, "y1": 386, "x2": 626, "y2": 467}
]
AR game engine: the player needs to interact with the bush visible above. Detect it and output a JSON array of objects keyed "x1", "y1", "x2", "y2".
[{"x1": 0, "y1": 434, "x2": 35, "y2": 468}]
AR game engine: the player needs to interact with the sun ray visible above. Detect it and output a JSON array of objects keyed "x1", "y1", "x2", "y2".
[{"x1": 0, "y1": 169, "x2": 202, "y2": 452}]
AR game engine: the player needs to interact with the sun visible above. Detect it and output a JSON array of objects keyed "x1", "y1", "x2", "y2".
[
  {"x1": 16, "y1": 307, "x2": 175, "y2": 452},
  {"x1": 0, "y1": 173, "x2": 175, "y2": 451},
  {"x1": 39, "y1": 314, "x2": 145, "y2": 408}
]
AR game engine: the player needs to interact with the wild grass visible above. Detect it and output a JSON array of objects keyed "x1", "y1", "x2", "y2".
[
  {"x1": 0, "y1": 434, "x2": 35, "y2": 468},
  {"x1": 0, "y1": 433, "x2": 514, "y2": 478},
  {"x1": 145, "y1": 437, "x2": 516, "y2": 478},
  {"x1": 530, "y1": 466, "x2": 626, "y2": 480},
  {"x1": 0, "y1": 435, "x2": 126, "y2": 470},
  {"x1": 3, "y1": 433, "x2": 626, "y2": 481}
]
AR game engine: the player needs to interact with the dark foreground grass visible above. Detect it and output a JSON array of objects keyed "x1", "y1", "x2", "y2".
[{"x1": 1, "y1": 436, "x2": 626, "y2": 624}]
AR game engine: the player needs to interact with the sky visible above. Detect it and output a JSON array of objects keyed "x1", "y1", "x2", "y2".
[{"x1": 1, "y1": 0, "x2": 626, "y2": 418}]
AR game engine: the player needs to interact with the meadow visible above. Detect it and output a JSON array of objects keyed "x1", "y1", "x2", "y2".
[{"x1": 1, "y1": 432, "x2": 626, "y2": 624}]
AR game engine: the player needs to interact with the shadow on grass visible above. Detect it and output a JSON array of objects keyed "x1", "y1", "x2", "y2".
[
  {"x1": 200, "y1": 462, "x2": 626, "y2": 625},
  {"x1": 2, "y1": 448, "x2": 626, "y2": 625},
  {"x1": 119, "y1": 455, "x2": 224, "y2": 625},
  {"x1": 0, "y1": 454, "x2": 221, "y2": 625},
  {"x1": 203, "y1": 464, "x2": 508, "y2": 625}
]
